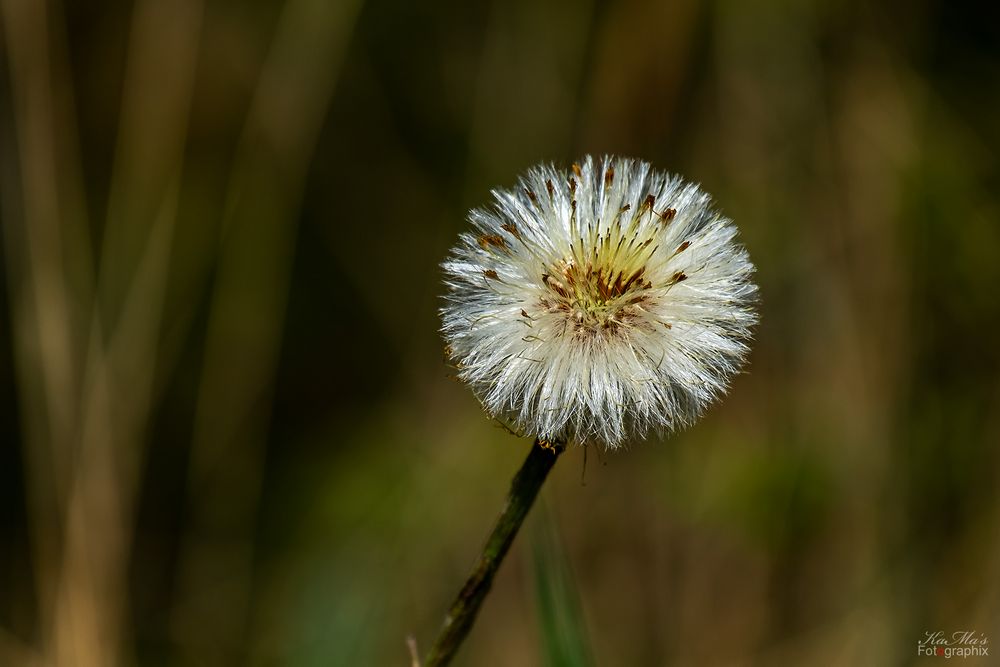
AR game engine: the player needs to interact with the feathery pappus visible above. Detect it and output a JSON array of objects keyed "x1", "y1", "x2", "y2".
[{"x1": 441, "y1": 156, "x2": 757, "y2": 449}]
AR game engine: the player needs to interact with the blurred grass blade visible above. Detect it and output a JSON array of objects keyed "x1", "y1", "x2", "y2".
[
  {"x1": 169, "y1": 0, "x2": 364, "y2": 660},
  {"x1": 0, "y1": 0, "x2": 92, "y2": 635},
  {"x1": 532, "y1": 505, "x2": 594, "y2": 667}
]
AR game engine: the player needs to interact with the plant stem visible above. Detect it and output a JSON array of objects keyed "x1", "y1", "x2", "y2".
[{"x1": 425, "y1": 439, "x2": 564, "y2": 666}]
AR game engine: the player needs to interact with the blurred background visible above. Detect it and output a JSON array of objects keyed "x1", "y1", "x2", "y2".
[{"x1": 1, "y1": 0, "x2": 998, "y2": 665}]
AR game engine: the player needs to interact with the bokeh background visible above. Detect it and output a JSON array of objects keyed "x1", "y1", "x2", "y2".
[{"x1": 2, "y1": 0, "x2": 999, "y2": 665}]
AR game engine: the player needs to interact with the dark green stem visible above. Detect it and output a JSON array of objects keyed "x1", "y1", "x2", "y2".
[{"x1": 425, "y1": 439, "x2": 564, "y2": 667}]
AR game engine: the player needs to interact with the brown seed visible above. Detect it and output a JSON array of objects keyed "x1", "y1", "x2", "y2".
[
  {"x1": 483, "y1": 269, "x2": 499, "y2": 280},
  {"x1": 622, "y1": 267, "x2": 645, "y2": 291},
  {"x1": 604, "y1": 165, "x2": 615, "y2": 187},
  {"x1": 572, "y1": 163, "x2": 582, "y2": 178},
  {"x1": 546, "y1": 179, "x2": 554, "y2": 198},
  {"x1": 661, "y1": 208, "x2": 677, "y2": 223},
  {"x1": 478, "y1": 234, "x2": 508, "y2": 251},
  {"x1": 543, "y1": 273, "x2": 568, "y2": 297},
  {"x1": 501, "y1": 222, "x2": 521, "y2": 240},
  {"x1": 676, "y1": 240, "x2": 690, "y2": 253}
]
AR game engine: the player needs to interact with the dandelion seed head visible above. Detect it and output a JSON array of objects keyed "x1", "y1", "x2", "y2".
[{"x1": 441, "y1": 156, "x2": 758, "y2": 449}]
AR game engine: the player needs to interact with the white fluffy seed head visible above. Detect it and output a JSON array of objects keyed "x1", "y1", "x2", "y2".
[{"x1": 441, "y1": 156, "x2": 758, "y2": 449}]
